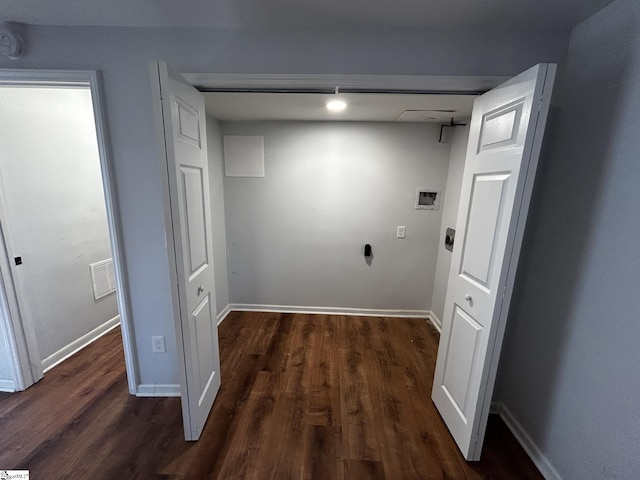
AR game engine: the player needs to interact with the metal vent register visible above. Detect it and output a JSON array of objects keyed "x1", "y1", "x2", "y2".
[{"x1": 90, "y1": 258, "x2": 116, "y2": 300}]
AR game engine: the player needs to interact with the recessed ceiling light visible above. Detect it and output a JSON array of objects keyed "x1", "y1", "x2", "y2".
[{"x1": 326, "y1": 99, "x2": 347, "y2": 112}]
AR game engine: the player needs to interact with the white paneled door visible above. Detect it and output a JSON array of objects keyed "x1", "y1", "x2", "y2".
[
  {"x1": 155, "y1": 61, "x2": 221, "y2": 441},
  {"x1": 432, "y1": 64, "x2": 556, "y2": 460}
]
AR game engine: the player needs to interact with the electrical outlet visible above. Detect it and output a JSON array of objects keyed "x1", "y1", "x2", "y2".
[
  {"x1": 152, "y1": 336, "x2": 166, "y2": 353},
  {"x1": 397, "y1": 226, "x2": 406, "y2": 239}
]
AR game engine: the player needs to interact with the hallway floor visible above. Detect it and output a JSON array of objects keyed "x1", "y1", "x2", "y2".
[{"x1": 0, "y1": 312, "x2": 542, "y2": 479}]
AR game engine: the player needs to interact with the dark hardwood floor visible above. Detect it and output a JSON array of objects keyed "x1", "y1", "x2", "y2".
[{"x1": 0, "y1": 312, "x2": 543, "y2": 479}]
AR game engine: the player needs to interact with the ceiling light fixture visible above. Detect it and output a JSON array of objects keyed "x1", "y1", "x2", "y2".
[
  {"x1": 326, "y1": 99, "x2": 347, "y2": 112},
  {"x1": 326, "y1": 86, "x2": 347, "y2": 112}
]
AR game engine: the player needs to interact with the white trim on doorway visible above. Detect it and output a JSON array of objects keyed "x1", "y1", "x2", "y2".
[
  {"x1": 0, "y1": 182, "x2": 41, "y2": 390},
  {"x1": 172, "y1": 69, "x2": 508, "y2": 342},
  {"x1": 0, "y1": 69, "x2": 139, "y2": 394},
  {"x1": 153, "y1": 71, "x2": 509, "y2": 412},
  {"x1": 136, "y1": 383, "x2": 181, "y2": 397},
  {"x1": 0, "y1": 267, "x2": 23, "y2": 392},
  {"x1": 183, "y1": 73, "x2": 509, "y2": 94},
  {"x1": 0, "y1": 379, "x2": 16, "y2": 392}
]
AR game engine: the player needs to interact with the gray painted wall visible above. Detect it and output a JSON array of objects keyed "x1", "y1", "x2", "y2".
[
  {"x1": 495, "y1": 0, "x2": 640, "y2": 477},
  {"x1": 223, "y1": 121, "x2": 449, "y2": 310},
  {"x1": 430, "y1": 124, "x2": 470, "y2": 325},
  {"x1": 0, "y1": 24, "x2": 570, "y2": 386},
  {"x1": 206, "y1": 116, "x2": 230, "y2": 315},
  {"x1": 0, "y1": 86, "x2": 118, "y2": 362}
]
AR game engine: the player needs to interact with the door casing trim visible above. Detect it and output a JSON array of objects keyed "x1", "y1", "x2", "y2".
[{"x1": 0, "y1": 68, "x2": 139, "y2": 394}]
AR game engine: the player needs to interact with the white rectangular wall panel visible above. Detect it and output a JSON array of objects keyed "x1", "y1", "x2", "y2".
[{"x1": 224, "y1": 135, "x2": 265, "y2": 177}]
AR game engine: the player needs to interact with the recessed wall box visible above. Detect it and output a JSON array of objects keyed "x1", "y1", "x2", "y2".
[{"x1": 415, "y1": 189, "x2": 441, "y2": 210}]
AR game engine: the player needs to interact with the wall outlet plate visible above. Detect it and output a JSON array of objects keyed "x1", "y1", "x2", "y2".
[{"x1": 152, "y1": 336, "x2": 166, "y2": 353}]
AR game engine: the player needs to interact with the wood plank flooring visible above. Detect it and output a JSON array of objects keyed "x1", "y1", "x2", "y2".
[{"x1": 0, "y1": 312, "x2": 543, "y2": 479}]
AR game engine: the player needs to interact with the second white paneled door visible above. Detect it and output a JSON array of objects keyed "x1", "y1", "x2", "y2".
[
  {"x1": 155, "y1": 61, "x2": 221, "y2": 441},
  {"x1": 432, "y1": 64, "x2": 556, "y2": 460}
]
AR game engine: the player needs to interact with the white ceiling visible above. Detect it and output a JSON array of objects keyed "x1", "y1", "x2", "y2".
[
  {"x1": 1, "y1": 0, "x2": 614, "y2": 29},
  {"x1": 204, "y1": 92, "x2": 476, "y2": 123}
]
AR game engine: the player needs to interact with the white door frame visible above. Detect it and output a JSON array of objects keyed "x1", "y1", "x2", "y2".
[
  {"x1": 152, "y1": 69, "x2": 510, "y2": 427},
  {"x1": 0, "y1": 69, "x2": 139, "y2": 394},
  {"x1": 156, "y1": 71, "x2": 510, "y2": 342},
  {"x1": 181, "y1": 73, "x2": 509, "y2": 93}
]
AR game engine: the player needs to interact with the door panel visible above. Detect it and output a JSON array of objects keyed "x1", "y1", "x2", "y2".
[
  {"x1": 156, "y1": 61, "x2": 221, "y2": 441},
  {"x1": 477, "y1": 99, "x2": 524, "y2": 151},
  {"x1": 180, "y1": 166, "x2": 208, "y2": 276},
  {"x1": 459, "y1": 173, "x2": 511, "y2": 289},
  {"x1": 176, "y1": 97, "x2": 201, "y2": 146},
  {"x1": 441, "y1": 306, "x2": 483, "y2": 417},
  {"x1": 432, "y1": 64, "x2": 556, "y2": 460},
  {"x1": 191, "y1": 294, "x2": 216, "y2": 406}
]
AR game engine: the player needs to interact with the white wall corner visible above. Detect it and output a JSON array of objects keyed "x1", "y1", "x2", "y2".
[
  {"x1": 41, "y1": 315, "x2": 121, "y2": 373},
  {"x1": 136, "y1": 383, "x2": 181, "y2": 397},
  {"x1": 498, "y1": 404, "x2": 563, "y2": 480},
  {"x1": 427, "y1": 310, "x2": 442, "y2": 332},
  {"x1": 216, "y1": 304, "x2": 232, "y2": 326}
]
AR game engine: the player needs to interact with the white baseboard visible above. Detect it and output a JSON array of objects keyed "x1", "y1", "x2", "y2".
[
  {"x1": 0, "y1": 378, "x2": 16, "y2": 392},
  {"x1": 136, "y1": 383, "x2": 181, "y2": 397},
  {"x1": 229, "y1": 303, "x2": 430, "y2": 319},
  {"x1": 492, "y1": 402, "x2": 562, "y2": 480},
  {"x1": 217, "y1": 304, "x2": 232, "y2": 326},
  {"x1": 42, "y1": 315, "x2": 121, "y2": 373},
  {"x1": 427, "y1": 311, "x2": 442, "y2": 332}
]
